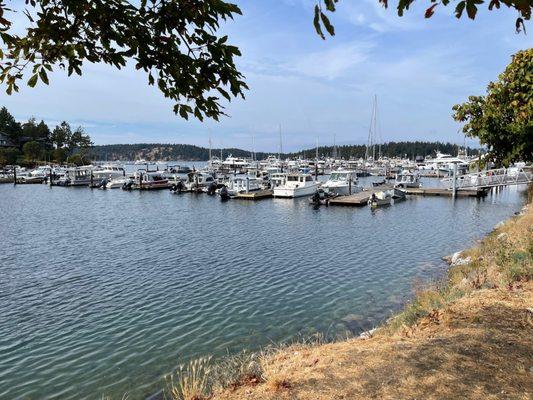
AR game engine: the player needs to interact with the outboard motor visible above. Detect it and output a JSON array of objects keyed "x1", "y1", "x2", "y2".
[
  {"x1": 207, "y1": 181, "x2": 217, "y2": 196},
  {"x1": 311, "y1": 190, "x2": 321, "y2": 206},
  {"x1": 219, "y1": 185, "x2": 230, "y2": 202},
  {"x1": 122, "y1": 180, "x2": 133, "y2": 191},
  {"x1": 171, "y1": 180, "x2": 185, "y2": 193},
  {"x1": 100, "y1": 178, "x2": 108, "y2": 189}
]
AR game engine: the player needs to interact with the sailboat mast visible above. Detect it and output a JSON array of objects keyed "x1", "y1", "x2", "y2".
[
  {"x1": 365, "y1": 97, "x2": 375, "y2": 162},
  {"x1": 208, "y1": 134, "x2": 212, "y2": 162},
  {"x1": 252, "y1": 134, "x2": 255, "y2": 162},
  {"x1": 278, "y1": 124, "x2": 283, "y2": 161}
]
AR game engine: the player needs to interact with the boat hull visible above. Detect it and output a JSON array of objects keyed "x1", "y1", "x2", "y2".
[{"x1": 273, "y1": 183, "x2": 319, "y2": 198}]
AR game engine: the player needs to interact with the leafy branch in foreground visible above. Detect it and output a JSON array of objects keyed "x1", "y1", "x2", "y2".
[
  {"x1": 0, "y1": 0, "x2": 248, "y2": 121},
  {"x1": 314, "y1": 0, "x2": 532, "y2": 39},
  {"x1": 452, "y1": 49, "x2": 532, "y2": 166}
]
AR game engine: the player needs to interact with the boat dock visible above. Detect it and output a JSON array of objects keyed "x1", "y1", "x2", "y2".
[
  {"x1": 329, "y1": 186, "x2": 393, "y2": 207},
  {"x1": 403, "y1": 188, "x2": 488, "y2": 197},
  {"x1": 329, "y1": 185, "x2": 488, "y2": 206},
  {"x1": 234, "y1": 189, "x2": 273, "y2": 200}
]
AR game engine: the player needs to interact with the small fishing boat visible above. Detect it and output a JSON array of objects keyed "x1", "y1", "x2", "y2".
[
  {"x1": 392, "y1": 188, "x2": 406, "y2": 202},
  {"x1": 368, "y1": 190, "x2": 393, "y2": 207},
  {"x1": 131, "y1": 171, "x2": 170, "y2": 190},
  {"x1": 57, "y1": 167, "x2": 94, "y2": 186},
  {"x1": 105, "y1": 177, "x2": 130, "y2": 189},
  {"x1": 185, "y1": 171, "x2": 216, "y2": 192}
]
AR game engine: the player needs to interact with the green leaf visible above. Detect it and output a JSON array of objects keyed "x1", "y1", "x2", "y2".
[
  {"x1": 455, "y1": 1, "x2": 466, "y2": 18},
  {"x1": 28, "y1": 74, "x2": 38, "y2": 88},
  {"x1": 217, "y1": 87, "x2": 231, "y2": 101},
  {"x1": 320, "y1": 12, "x2": 335, "y2": 36},
  {"x1": 39, "y1": 68, "x2": 49, "y2": 85},
  {"x1": 466, "y1": 1, "x2": 478, "y2": 19},
  {"x1": 313, "y1": 5, "x2": 325, "y2": 40}
]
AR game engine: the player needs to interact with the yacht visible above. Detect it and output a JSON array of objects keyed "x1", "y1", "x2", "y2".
[
  {"x1": 394, "y1": 170, "x2": 421, "y2": 188},
  {"x1": 222, "y1": 155, "x2": 249, "y2": 169},
  {"x1": 273, "y1": 173, "x2": 319, "y2": 198},
  {"x1": 420, "y1": 151, "x2": 469, "y2": 174},
  {"x1": 322, "y1": 170, "x2": 360, "y2": 196}
]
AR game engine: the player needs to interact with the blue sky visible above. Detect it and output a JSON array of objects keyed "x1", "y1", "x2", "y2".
[{"x1": 0, "y1": 0, "x2": 530, "y2": 151}]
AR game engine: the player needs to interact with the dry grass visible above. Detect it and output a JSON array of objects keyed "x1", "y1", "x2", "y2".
[
  {"x1": 166, "y1": 357, "x2": 212, "y2": 400},
  {"x1": 167, "y1": 200, "x2": 533, "y2": 400}
]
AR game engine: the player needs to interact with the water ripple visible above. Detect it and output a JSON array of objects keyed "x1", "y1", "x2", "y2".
[{"x1": 0, "y1": 181, "x2": 527, "y2": 399}]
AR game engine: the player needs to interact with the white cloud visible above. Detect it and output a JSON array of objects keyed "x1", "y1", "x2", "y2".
[{"x1": 281, "y1": 41, "x2": 375, "y2": 80}]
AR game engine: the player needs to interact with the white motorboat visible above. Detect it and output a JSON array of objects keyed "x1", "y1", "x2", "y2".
[
  {"x1": 394, "y1": 170, "x2": 421, "y2": 188},
  {"x1": 105, "y1": 177, "x2": 129, "y2": 189},
  {"x1": 420, "y1": 151, "x2": 469, "y2": 174},
  {"x1": 185, "y1": 171, "x2": 216, "y2": 191},
  {"x1": 273, "y1": 173, "x2": 320, "y2": 198},
  {"x1": 130, "y1": 171, "x2": 170, "y2": 190},
  {"x1": 93, "y1": 164, "x2": 126, "y2": 180},
  {"x1": 19, "y1": 166, "x2": 50, "y2": 183},
  {"x1": 225, "y1": 175, "x2": 263, "y2": 197},
  {"x1": 270, "y1": 172, "x2": 287, "y2": 188},
  {"x1": 368, "y1": 190, "x2": 393, "y2": 207},
  {"x1": 222, "y1": 155, "x2": 250, "y2": 170},
  {"x1": 322, "y1": 170, "x2": 361, "y2": 196},
  {"x1": 57, "y1": 167, "x2": 94, "y2": 186}
]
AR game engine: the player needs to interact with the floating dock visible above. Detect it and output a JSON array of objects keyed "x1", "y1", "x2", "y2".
[
  {"x1": 329, "y1": 185, "x2": 488, "y2": 206},
  {"x1": 234, "y1": 189, "x2": 273, "y2": 200},
  {"x1": 403, "y1": 188, "x2": 488, "y2": 197},
  {"x1": 329, "y1": 186, "x2": 393, "y2": 207}
]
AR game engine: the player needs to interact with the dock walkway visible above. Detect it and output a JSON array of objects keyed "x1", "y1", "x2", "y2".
[
  {"x1": 330, "y1": 185, "x2": 487, "y2": 206},
  {"x1": 234, "y1": 189, "x2": 273, "y2": 200},
  {"x1": 329, "y1": 185, "x2": 393, "y2": 207}
]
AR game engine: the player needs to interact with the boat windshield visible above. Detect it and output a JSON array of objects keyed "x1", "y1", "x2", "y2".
[
  {"x1": 287, "y1": 176, "x2": 299, "y2": 182},
  {"x1": 330, "y1": 173, "x2": 347, "y2": 181}
]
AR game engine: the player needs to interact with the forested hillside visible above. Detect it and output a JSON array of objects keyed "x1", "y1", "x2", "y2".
[{"x1": 90, "y1": 141, "x2": 480, "y2": 161}]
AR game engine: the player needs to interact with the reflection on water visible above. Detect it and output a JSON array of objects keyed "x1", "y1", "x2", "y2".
[{"x1": 0, "y1": 178, "x2": 527, "y2": 399}]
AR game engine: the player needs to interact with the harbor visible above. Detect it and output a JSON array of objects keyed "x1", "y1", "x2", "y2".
[
  {"x1": 0, "y1": 173, "x2": 528, "y2": 400},
  {"x1": 1, "y1": 153, "x2": 530, "y2": 211}
]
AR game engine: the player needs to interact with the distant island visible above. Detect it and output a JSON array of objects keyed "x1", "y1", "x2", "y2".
[{"x1": 90, "y1": 141, "x2": 481, "y2": 162}]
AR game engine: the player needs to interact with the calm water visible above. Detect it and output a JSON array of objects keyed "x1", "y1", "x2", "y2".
[{"x1": 0, "y1": 177, "x2": 527, "y2": 399}]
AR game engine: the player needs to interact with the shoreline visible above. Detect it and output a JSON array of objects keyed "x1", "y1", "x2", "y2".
[{"x1": 160, "y1": 187, "x2": 532, "y2": 400}]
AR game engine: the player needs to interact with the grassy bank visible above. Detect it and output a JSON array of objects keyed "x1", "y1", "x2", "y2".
[{"x1": 162, "y1": 195, "x2": 532, "y2": 400}]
